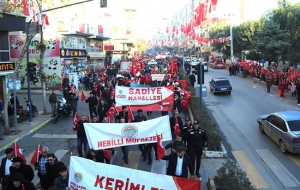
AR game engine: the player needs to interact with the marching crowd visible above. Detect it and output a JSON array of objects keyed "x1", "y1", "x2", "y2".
[{"x1": 0, "y1": 56, "x2": 209, "y2": 190}]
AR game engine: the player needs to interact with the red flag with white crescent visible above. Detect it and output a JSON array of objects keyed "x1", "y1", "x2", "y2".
[
  {"x1": 156, "y1": 133, "x2": 165, "y2": 161},
  {"x1": 106, "y1": 103, "x2": 117, "y2": 123},
  {"x1": 30, "y1": 144, "x2": 43, "y2": 165},
  {"x1": 14, "y1": 141, "x2": 26, "y2": 164}
]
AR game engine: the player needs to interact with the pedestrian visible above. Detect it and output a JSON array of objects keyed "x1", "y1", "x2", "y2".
[
  {"x1": 182, "y1": 117, "x2": 193, "y2": 145},
  {"x1": 45, "y1": 153, "x2": 64, "y2": 189},
  {"x1": 228, "y1": 65, "x2": 232, "y2": 76},
  {"x1": 85, "y1": 92, "x2": 98, "y2": 119},
  {"x1": 73, "y1": 115, "x2": 88, "y2": 157},
  {"x1": 49, "y1": 90, "x2": 58, "y2": 117},
  {"x1": 119, "y1": 117, "x2": 129, "y2": 164},
  {"x1": 162, "y1": 145, "x2": 194, "y2": 179},
  {"x1": 34, "y1": 146, "x2": 49, "y2": 189},
  {"x1": 296, "y1": 81, "x2": 300, "y2": 105},
  {"x1": 0, "y1": 148, "x2": 14, "y2": 189},
  {"x1": 188, "y1": 71, "x2": 196, "y2": 87},
  {"x1": 186, "y1": 120, "x2": 208, "y2": 178},
  {"x1": 169, "y1": 110, "x2": 183, "y2": 141},
  {"x1": 91, "y1": 116, "x2": 99, "y2": 123},
  {"x1": 63, "y1": 86, "x2": 71, "y2": 103},
  {"x1": 7, "y1": 101, "x2": 14, "y2": 128},
  {"x1": 133, "y1": 109, "x2": 148, "y2": 162},
  {"x1": 97, "y1": 99, "x2": 108, "y2": 123},
  {"x1": 173, "y1": 94, "x2": 181, "y2": 113},
  {"x1": 116, "y1": 106, "x2": 128, "y2": 123},
  {"x1": 278, "y1": 80, "x2": 285, "y2": 98},
  {"x1": 266, "y1": 77, "x2": 272, "y2": 93},
  {"x1": 291, "y1": 81, "x2": 296, "y2": 98},
  {"x1": 62, "y1": 75, "x2": 69, "y2": 88},
  {"x1": 10, "y1": 93, "x2": 20, "y2": 107},
  {"x1": 53, "y1": 165, "x2": 70, "y2": 190},
  {"x1": 85, "y1": 149, "x2": 105, "y2": 163},
  {"x1": 7, "y1": 172, "x2": 36, "y2": 190},
  {"x1": 165, "y1": 134, "x2": 185, "y2": 154},
  {"x1": 69, "y1": 93, "x2": 79, "y2": 118},
  {"x1": 9, "y1": 156, "x2": 35, "y2": 182}
]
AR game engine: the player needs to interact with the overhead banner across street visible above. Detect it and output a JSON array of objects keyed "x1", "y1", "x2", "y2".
[
  {"x1": 115, "y1": 86, "x2": 174, "y2": 111},
  {"x1": 69, "y1": 156, "x2": 201, "y2": 190},
  {"x1": 84, "y1": 115, "x2": 172, "y2": 150}
]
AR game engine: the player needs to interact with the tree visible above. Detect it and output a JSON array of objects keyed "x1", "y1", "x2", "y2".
[
  {"x1": 135, "y1": 39, "x2": 148, "y2": 53},
  {"x1": 252, "y1": 19, "x2": 290, "y2": 63}
]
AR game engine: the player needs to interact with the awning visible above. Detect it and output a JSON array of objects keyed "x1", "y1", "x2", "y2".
[
  {"x1": 60, "y1": 31, "x2": 94, "y2": 37},
  {"x1": 88, "y1": 35, "x2": 111, "y2": 41}
]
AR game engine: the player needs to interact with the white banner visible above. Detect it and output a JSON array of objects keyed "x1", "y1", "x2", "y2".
[
  {"x1": 115, "y1": 86, "x2": 174, "y2": 106},
  {"x1": 151, "y1": 74, "x2": 166, "y2": 81},
  {"x1": 84, "y1": 116, "x2": 172, "y2": 150},
  {"x1": 69, "y1": 156, "x2": 200, "y2": 190}
]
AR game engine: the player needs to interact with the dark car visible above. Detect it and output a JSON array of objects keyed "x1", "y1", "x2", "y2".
[
  {"x1": 257, "y1": 111, "x2": 300, "y2": 153},
  {"x1": 209, "y1": 78, "x2": 232, "y2": 95}
]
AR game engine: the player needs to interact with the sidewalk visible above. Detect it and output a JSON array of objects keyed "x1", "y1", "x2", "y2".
[{"x1": 0, "y1": 111, "x2": 53, "y2": 153}]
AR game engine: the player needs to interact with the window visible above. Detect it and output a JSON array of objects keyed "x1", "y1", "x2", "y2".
[
  {"x1": 267, "y1": 115, "x2": 279, "y2": 126},
  {"x1": 276, "y1": 118, "x2": 288, "y2": 132},
  {"x1": 287, "y1": 120, "x2": 300, "y2": 131},
  {"x1": 0, "y1": 32, "x2": 10, "y2": 61}
]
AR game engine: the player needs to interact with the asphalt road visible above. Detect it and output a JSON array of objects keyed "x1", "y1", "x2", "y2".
[{"x1": 200, "y1": 67, "x2": 300, "y2": 190}]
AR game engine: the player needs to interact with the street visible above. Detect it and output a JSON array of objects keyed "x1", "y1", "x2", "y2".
[{"x1": 200, "y1": 68, "x2": 300, "y2": 190}]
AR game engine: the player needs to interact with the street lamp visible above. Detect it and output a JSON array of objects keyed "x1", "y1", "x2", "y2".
[{"x1": 225, "y1": 13, "x2": 234, "y2": 63}]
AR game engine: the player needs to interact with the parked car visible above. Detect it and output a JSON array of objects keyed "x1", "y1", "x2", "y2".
[
  {"x1": 209, "y1": 62, "x2": 226, "y2": 69},
  {"x1": 209, "y1": 78, "x2": 232, "y2": 95},
  {"x1": 257, "y1": 111, "x2": 300, "y2": 154}
]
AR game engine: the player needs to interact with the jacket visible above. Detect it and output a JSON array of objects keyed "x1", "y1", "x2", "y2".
[
  {"x1": 53, "y1": 174, "x2": 69, "y2": 190},
  {"x1": 45, "y1": 161, "x2": 64, "y2": 187},
  {"x1": 116, "y1": 111, "x2": 128, "y2": 123},
  {"x1": 49, "y1": 93, "x2": 57, "y2": 103},
  {"x1": 85, "y1": 97, "x2": 98, "y2": 109},
  {"x1": 186, "y1": 127, "x2": 208, "y2": 149},
  {"x1": 97, "y1": 103, "x2": 108, "y2": 118},
  {"x1": 134, "y1": 114, "x2": 147, "y2": 122},
  {"x1": 70, "y1": 95, "x2": 79, "y2": 108},
  {"x1": 7, "y1": 172, "x2": 35, "y2": 190},
  {"x1": 169, "y1": 116, "x2": 183, "y2": 133},
  {"x1": 75, "y1": 120, "x2": 87, "y2": 138},
  {"x1": 0, "y1": 157, "x2": 12, "y2": 179},
  {"x1": 9, "y1": 164, "x2": 34, "y2": 182},
  {"x1": 162, "y1": 152, "x2": 194, "y2": 178}
]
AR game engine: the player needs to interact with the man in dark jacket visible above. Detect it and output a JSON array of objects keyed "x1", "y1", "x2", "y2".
[
  {"x1": 85, "y1": 92, "x2": 98, "y2": 119},
  {"x1": 74, "y1": 116, "x2": 88, "y2": 157},
  {"x1": 165, "y1": 134, "x2": 185, "y2": 153},
  {"x1": 53, "y1": 165, "x2": 69, "y2": 190},
  {"x1": 169, "y1": 110, "x2": 183, "y2": 141},
  {"x1": 134, "y1": 109, "x2": 147, "y2": 161},
  {"x1": 49, "y1": 90, "x2": 58, "y2": 117},
  {"x1": 7, "y1": 172, "x2": 35, "y2": 190},
  {"x1": 186, "y1": 120, "x2": 208, "y2": 178},
  {"x1": 63, "y1": 86, "x2": 71, "y2": 103},
  {"x1": 0, "y1": 148, "x2": 14, "y2": 189},
  {"x1": 9, "y1": 157, "x2": 34, "y2": 182},
  {"x1": 162, "y1": 146, "x2": 194, "y2": 179},
  {"x1": 116, "y1": 106, "x2": 128, "y2": 123},
  {"x1": 188, "y1": 71, "x2": 196, "y2": 87},
  {"x1": 70, "y1": 93, "x2": 79, "y2": 118},
  {"x1": 97, "y1": 99, "x2": 108, "y2": 123},
  {"x1": 45, "y1": 153, "x2": 64, "y2": 189}
]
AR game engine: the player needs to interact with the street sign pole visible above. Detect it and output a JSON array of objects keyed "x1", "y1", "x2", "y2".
[
  {"x1": 26, "y1": 20, "x2": 32, "y2": 122},
  {"x1": 13, "y1": 78, "x2": 18, "y2": 134}
]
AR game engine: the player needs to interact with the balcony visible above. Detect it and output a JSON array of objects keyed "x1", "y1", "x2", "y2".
[{"x1": 86, "y1": 47, "x2": 103, "y2": 52}]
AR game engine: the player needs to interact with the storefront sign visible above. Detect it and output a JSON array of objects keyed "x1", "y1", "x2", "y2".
[
  {"x1": 104, "y1": 45, "x2": 114, "y2": 50},
  {"x1": 0, "y1": 62, "x2": 15, "y2": 71},
  {"x1": 151, "y1": 74, "x2": 166, "y2": 81},
  {"x1": 60, "y1": 35, "x2": 86, "y2": 49},
  {"x1": 60, "y1": 49, "x2": 87, "y2": 57}
]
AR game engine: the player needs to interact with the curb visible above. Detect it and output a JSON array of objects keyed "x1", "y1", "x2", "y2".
[{"x1": 0, "y1": 118, "x2": 53, "y2": 153}]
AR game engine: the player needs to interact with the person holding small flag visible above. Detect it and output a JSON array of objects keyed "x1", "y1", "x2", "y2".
[
  {"x1": 162, "y1": 145, "x2": 194, "y2": 179},
  {"x1": 70, "y1": 92, "x2": 79, "y2": 118},
  {"x1": 169, "y1": 110, "x2": 183, "y2": 141},
  {"x1": 33, "y1": 146, "x2": 49, "y2": 190},
  {"x1": 85, "y1": 92, "x2": 98, "y2": 119}
]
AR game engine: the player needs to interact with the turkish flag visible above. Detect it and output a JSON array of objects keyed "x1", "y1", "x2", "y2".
[
  {"x1": 14, "y1": 141, "x2": 26, "y2": 164},
  {"x1": 174, "y1": 118, "x2": 181, "y2": 136},
  {"x1": 30, "y1": 144, "x2": 43, "y2": 165},
  {"x1": 70, "y1": 86, "x2": 76, "y2": 94},
  {"x1": 86, "y1": 115, "x2": 91, "y2": 123},
  {"x1": 131, "y1": 60, "x2": 136, "y2": 77},
  {"x1": 72, "y1": 112, "x2": 80, "y2": 130},
  {"x1": 106, "y1": 103, "x2": 117, "y2": 123},
  {"x1": 127, "y1": 106, "x2": 134, "y2": 123},
  {"x1": 156, "y1": 133, "x2": 165, "y2": 161},
  {"x1": 23, "y1": 0, "x2": 30, "y2": 16},
  {"x1": 81, "y1": 90, "x2": 86, "y2": 101},
  {"x1": 98, "y1": 25, "x2": 103, "y2": 34},
  {"x1": 103, "y1": 149, "x2": 111, "y2": 161}
]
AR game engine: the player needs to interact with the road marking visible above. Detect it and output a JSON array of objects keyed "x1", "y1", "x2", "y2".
[
  {"x1": 32, "y1": 134, "x2": 77, "y2": 138},
  {"x1": 257, "y1": 149, "x2": 300, "y2": 188},
  {"x1": 124, "y1": 151, "x2": 141, "y2": 169},
  {"x1": 288, "y1": 154, "x2": 300, "y2": 167},
  {"x1": 232, "y1": 150, "x2": 269, "y2": 189}
]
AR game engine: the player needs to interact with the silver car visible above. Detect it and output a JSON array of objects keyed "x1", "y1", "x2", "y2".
[{"x1": 257, "y1": 111, "x2": 300, "y2": 153}]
